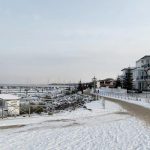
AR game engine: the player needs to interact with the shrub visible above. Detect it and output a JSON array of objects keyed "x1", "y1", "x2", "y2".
[{"x1": 48, "y1": 112, "x2": 53, "y2": 115}]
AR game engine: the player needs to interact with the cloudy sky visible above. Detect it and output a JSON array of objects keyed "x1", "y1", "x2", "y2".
[{"x1": 0, "y1": 0, "x2": 150, "y2": 84}]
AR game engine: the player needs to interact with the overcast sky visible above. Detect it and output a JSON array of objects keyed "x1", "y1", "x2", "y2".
[{"x1": 0, "y1": 0, "x2": 150, "y2": 84}]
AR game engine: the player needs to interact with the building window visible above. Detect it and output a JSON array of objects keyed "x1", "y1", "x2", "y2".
[
  {"x1": 0, "y1": 100, "x2": 3, "y2": 107},
  {"x1": 146, "y1": 59, "x2": 149, "y2": 64}
]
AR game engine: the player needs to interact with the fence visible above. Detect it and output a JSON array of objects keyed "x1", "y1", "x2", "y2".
[
  {"x1": 0, "y1": 100, "x2": 49, "y2": 119},
  {"x1": 96, "y1": 88, "x2": 150, "y2": 103}
]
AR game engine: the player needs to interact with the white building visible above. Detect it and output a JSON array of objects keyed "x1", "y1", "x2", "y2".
[
  {"x1": 134, "y1": 55, "x2": 150, "y2": 90},
  {"x1": 0, "y1": 94, "x2": 20, "y2": 117},
  {"x1": 120, "y1": 55, "x2": 150, "y2": 91}
]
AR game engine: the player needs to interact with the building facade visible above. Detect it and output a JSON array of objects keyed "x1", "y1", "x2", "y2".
[
  {"x1": 99, "y1": 78, "x2": 116, "y2": 88},
  {"x1": 121, "y1": 56, "x2": 150, "y2": 91},
  {"x1": 134, "y1": 56, "x2": 150, "y2": 91}
]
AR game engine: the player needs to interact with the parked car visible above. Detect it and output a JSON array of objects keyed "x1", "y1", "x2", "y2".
[
  {"x1": 134, "y1": 89, "x2": 142, "y2": 93},
  {"x1": 127, "y1": 89, "x2": 142, "y2": 93},
  {"x1": 127, "y1": 90, "x2": 135, "y2": 93}
]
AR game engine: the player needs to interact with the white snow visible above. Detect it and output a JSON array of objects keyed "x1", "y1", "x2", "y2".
[{"x1": 0, "y1": 100, "x2": 150, "y2": 150}]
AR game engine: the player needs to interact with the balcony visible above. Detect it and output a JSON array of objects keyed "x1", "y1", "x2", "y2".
[
  {"x1": 136, "y1": 76, "x2": 150, "y2": 81},
  {"x1": 142, "y1": 64, "x2": 150, "y2": 68}
]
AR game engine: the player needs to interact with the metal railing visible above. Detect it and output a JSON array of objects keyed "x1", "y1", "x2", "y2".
[{"x1": 97, "y1": 91, "x2": 150, "y2": 103}]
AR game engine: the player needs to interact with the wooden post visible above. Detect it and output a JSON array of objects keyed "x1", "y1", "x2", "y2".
[
  {"x1": 29, "y1": 100, "x2": 31, "y2": 117},
  {"x1": 102, "y1": 97, "x2": 105, "y2": 109}
]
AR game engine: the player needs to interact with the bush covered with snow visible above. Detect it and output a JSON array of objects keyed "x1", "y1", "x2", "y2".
[{"x1": 20, "y1": 94, "x2": 95, "y2": 115}]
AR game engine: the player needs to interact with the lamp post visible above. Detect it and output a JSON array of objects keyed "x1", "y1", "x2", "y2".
[{"x1": 92, "y1": 76, "x2": 97, "y2": 93}]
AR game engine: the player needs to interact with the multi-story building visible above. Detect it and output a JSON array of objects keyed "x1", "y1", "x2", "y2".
[
  {"x1": 134, "y1": 55, "x2": 150, "y2": 91},
  {"x1": 121, "y1": 55, "x2": 150, "y2": 91}
]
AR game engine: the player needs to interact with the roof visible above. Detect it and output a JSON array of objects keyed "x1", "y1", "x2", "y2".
[
  {"x1": 0, "y1": 94, "x2": 19, "y2": 100},
  {"x1": 99, "y1": 78, "x2": 114, "y2": 82},
  {"x1": 136, "y1": 55, "x2": 150, "y2": 62},
  {"x1": 121, "y1": 67, "x2": 135, "y2": 71}
]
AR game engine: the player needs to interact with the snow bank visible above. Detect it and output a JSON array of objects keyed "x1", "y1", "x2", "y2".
[{"x1": 0, "y1": 100, "x2": 150, "y2": 150}]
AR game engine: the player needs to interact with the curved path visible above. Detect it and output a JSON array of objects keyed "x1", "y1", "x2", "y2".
[
  {"x1": 100, "y1": 96, "x2": 150, "y2": 126},
  {"x1": 84, "y1": 89, "x2": 150, "y2": 126}
]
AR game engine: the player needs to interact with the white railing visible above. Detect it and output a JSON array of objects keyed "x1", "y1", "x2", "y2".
[{"x1": 96, "y1": 88, "x2": 150, "y2": 103}]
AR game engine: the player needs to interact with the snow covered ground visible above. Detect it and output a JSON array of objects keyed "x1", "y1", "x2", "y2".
[{"x1": 0, "y1": 100, "x2": 150, "y2": 150}]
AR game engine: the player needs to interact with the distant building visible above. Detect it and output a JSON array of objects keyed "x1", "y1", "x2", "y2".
[
  {"x1": 99, "y1": 78, "x2": 116, "y2": 88},
  {"x1": 0, "y1": 94, "x2": 20, "y2": 117}
]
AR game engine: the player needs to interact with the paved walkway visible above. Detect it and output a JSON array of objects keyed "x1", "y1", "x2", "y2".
[
  {"x1": 83, "y1": 89, "x2": 150, "y2": 126},
  {"x1": 100, "y1": 96, "x2": 150, "y2": 126}
]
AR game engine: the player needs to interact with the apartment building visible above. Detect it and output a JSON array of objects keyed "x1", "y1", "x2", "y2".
[
  {"x1": 121, "y1": 55, "x2": 150, "y2": 91},
  {"x1": 135, "y1": 55, "x2": 150, "y2": 91}
]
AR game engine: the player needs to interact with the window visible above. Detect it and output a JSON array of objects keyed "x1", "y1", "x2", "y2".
[
  {"x1": 0, "y1": 99, "x2": 5, "y2": 107},
  {"x1": 0, "y1": 100, "x2": 3, "y2": 107},
  {"x1": 141, "y1": 60, "x2": 144, "y2": 64},
  {"x1": 146, "y1": 59, "x2": 149, "y2": 64}
]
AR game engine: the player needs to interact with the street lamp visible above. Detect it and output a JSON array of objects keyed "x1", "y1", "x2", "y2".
[{"x1": 92, "y1": 76, "x2": 97, "y2": 93}]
